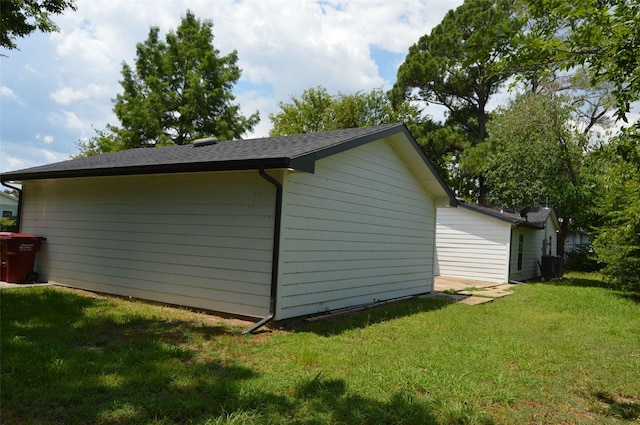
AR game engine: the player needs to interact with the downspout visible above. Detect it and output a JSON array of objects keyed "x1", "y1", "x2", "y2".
[
  {"x1": 242, "y1": 166, "x2": 283, "y2": 335},
  {"x1": 2, "y1": 182, "x2": 22, "y2": 231}
]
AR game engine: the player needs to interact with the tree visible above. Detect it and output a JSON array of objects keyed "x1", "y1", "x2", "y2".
[
  {"x1": 590, "y1": 127, "x2": 640, "y2": 291},
  {"x1": 269, "y1": 86, "x2": 421, "y2": 136},
  {"x1": 1, "y1": 0, "x2": 76, "y2": 51},
  {"x1": 511, "y1": 0, "x2": 640, "y2": 290},
  {"x1": 515, "y1": 0, "x2": 640, "y2": 122},
  {"x1": 110, "y1": 10, "x2": 258, "y2": 149},
  {"x1": 72, "y1": 126, "x2": 126, "y2": 158},
  {"x1": 392, "y1": 0, "x2": 525, "y2": 203},
  {"x1": 483, "y1": 91, "x2": 590, "y2": 256}
]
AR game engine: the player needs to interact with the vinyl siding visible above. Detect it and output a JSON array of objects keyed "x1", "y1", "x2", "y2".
[
  {"x1": 509, "y1": 214, "x2": 558, "y2": 281},
  {"x1": 20, "y1": 171, "x2": 273, "y2": 318},
  {"x1": 276, "y1": 139, "x2": 435, "y2": 319},
  {"x1": 435, "y1": 207, "x2": 511, "y2": 283}
]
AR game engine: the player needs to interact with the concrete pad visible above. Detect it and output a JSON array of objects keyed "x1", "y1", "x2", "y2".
[
  {"x1": 458, "y1": 296, "x2": 494, "y2": 305},
  {"x1": 434, "y1": 276, "x2": 502, "y2": 292},
  {"x1": 0, "y1": 282, "x2": 52, "y2": 290},
  {"x1": 421, "y1": 292, "x2": 469, "y2": 303},
  {"x1": 459, "y1": 287, "x2": 513, "y2": 298}
]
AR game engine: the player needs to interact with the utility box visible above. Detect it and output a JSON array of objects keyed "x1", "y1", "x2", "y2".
[
  {"x1": 0, "y1": 232, "x2": 46, "y2": 283},
  {"x1": 541, "y1": 255, "x2": 563, "y2": 280}
]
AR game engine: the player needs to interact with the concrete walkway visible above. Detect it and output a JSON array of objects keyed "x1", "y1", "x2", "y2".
[
  {"x1": 0, "y1": 282, "x2": 52, "y2": 290},
  {"x1": 427, "y1": 276, "x2": 515, "y2": 305}
]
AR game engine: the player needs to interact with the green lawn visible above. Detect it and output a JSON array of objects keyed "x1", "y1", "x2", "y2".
[{"x1": 1, "y1": 273, "x2": 639, "y2": 424}]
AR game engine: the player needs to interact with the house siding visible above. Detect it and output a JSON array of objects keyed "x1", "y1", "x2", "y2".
[
  {"x1": 435, "y1": 207, "x2": 511, "y2": 283},
  {"x1": 276, "y1": 139, "x2": 435, "y2": 319},
  {"x1": 509, "y1": 215, "x2": 557, "y2": 281},
  {"x1": 20, "y1": 171, "x2": 273, "y2": 318},
  {"x1": 0, "y1": 192, "x2": 18, "y2": 218}
]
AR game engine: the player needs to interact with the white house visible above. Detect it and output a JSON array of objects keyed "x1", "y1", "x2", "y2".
[
  {"x1": 435, "y1": 200, "x2": 561, "y2": 284},
  {"x1": 0, "y1": 191, "x2": 18, "y2": 219},
  {"x1": 564, "y1": 229, "x2": 590, "y2": 253},
  {"x1": 1, "y1": 124, "x2": 455, "y2": 332}
]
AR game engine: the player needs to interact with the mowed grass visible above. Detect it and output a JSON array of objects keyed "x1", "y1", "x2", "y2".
[{"x1": 1, "y1": 273, "x2": 639, "y2": 424}]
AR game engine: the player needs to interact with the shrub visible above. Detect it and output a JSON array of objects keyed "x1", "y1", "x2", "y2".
[
  {"x1": 564, "y1": 244, "x2": 602, "y2": 272},
  {"x1": 0, "y1": 217, "x2": 17, "y2": 232}
]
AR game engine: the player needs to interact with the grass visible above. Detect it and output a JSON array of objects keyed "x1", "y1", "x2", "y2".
[{"x1": 1, "y1": 272, "x2": 639, "y2": 424}]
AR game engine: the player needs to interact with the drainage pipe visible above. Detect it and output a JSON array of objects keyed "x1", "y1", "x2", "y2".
[
  {"x1": 1, "y1": 182, "x2": 22, "y2": 231},
  {"x1": 242, "y1": 166, "x2": 283, "y2": 335}
]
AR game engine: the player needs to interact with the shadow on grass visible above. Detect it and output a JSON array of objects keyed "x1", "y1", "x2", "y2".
[
  {"x1": 292, "y1": 372, "x2": 451, "y2": 424},
  {"x1": 282, "y1": 296, "x2": 452, "y2": 337},
  {"x1": 594, "y1": 392, "x2": 640, "y2": 420},
  {"x1": 1, "y1": 288, "x2": 449, "y2": 425},
  {"x1": 537, "y1": 275, "x2": 640, "y2": 304}
]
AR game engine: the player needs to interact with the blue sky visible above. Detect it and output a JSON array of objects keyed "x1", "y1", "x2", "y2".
[{"x1": 1, "y1": 0, "x2": 468, "y2": 173}]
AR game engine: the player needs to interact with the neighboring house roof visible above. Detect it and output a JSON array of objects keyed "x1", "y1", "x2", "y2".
[
  {"x1": 0, "y1": 192, "x2": 18, "y2": 204},
  {"x1": 457, "y1": 199, "x2": 556, "y2": 230}
]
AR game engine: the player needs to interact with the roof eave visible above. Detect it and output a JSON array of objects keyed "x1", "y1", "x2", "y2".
[{"x1": 0, "y1": 158, "x2": 294, "y2": 183}]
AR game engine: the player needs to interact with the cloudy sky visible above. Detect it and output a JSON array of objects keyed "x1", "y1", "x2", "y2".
[{"x1": 1, "y1": 0, "x2": 472, "y2": 172}]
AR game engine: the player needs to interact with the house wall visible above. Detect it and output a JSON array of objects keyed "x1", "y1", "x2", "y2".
[
  {"x1": 435, "y1": 207, "x2": 511, "y2": 283},
  {"x1": 0, "y1": 192, "x2": 18, "y2": 218},
  {"x1": 565, "y1": 231, "x2": 590, "y2": 253},
  {"x1": 20, "y1": 171, "x2": 274, "y2": 318},
  {"x1": 276, "y1": 138, "x2": 436, "y2": 319},
  {"x1": 509, "y1": 215, "x2": 557, "y2": 281}
]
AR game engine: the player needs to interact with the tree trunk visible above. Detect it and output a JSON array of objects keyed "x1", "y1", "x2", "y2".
[
  {"x1": 478, "y1": 175, "x2": 488, "y2": 206},
  {"x1": 557, "y1": 218, "x2": 569, "y2": 259}
]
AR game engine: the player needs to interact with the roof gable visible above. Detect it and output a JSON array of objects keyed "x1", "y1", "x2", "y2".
[{"x1": 0, "y1": 123, "x2": 456, "y2": 206}]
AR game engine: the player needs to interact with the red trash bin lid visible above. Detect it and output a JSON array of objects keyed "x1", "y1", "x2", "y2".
[{"x1": 0, "y1": 232, "x2": 40, "y2": 239}]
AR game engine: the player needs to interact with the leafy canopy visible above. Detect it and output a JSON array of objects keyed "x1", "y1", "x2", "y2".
[
  {"x1": 590, "y1": 127, "x2": 640, "y2": 291},
  {"x1": 110, "y1": 10, "x2": 259, "y2": 149},
  {"x1": 515, "y1": 0, "x2": 640, "y2": 122},
  {"x1": 484, "y1": 92, "x2": 586, "y2": 211},
  {"x1": 0, "y1": 0, "x2": 76, "y2": 51},
  {"x1": 483, "y1": 91, "x2": 594, "y2": 256},
  {"x1": 269, "y1": 86, "x2": 421, "y2": 136},
  {"x1": 392, "y1": 0, "x2": 525, "y2": 202}
]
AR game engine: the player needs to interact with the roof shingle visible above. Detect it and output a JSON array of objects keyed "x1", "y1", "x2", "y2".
[
  {"x1": 1, "y1": 124, "x2": 404, "y2": 181},
  {"x1": 458, "y1": 200, "x2": 553, "y2": 229}
]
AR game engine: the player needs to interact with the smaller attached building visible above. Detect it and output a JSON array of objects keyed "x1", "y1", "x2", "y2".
[
  {"x1": 1, "y1": 124, "x2": 455, "y2": 328},
  {"x1": 435, "y1": 200, "x2": 560, "y2": 283}
]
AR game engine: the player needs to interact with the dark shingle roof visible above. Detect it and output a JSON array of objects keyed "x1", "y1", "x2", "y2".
[
  {"x1": 457, "y1": 200, "x2": 554, "y2": 229},
  {"x1": 2, "y1": 124, "x2": 409, "y2": 181}
]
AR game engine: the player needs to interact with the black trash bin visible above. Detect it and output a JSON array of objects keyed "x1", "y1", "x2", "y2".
[{"x1": 0, "y1": 232, "x2": 46, "y2": 283}]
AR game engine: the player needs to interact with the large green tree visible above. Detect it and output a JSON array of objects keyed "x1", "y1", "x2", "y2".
[
  {"x1": 269, "y1": 86, "x2": 421, "y2": 136},
  {"x1": 512, "y1": 0, "x2": 639, "y2": 288},
  {"x1": 483, "y1": 91, "x2": 590, "y2": 256},
  {"x1": 392, "y1": 0, "x2": 525, "y2": 203},
  {"x1": 110, "y1": 10, "x2": 258, "y2": 149},
  {"x1": 516, "y1": 0, "x2": 639, "y2": 122},
  {"x1": 1, "y1": 0, "x2": 76, "y2": 51},
  {"x1": 589, "y1": 128, "x2": 640, "y2": 291}
]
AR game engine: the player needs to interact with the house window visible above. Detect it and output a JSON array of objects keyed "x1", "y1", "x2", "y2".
[
  {"x1": 517, "y1": 234, "x2": 524, "y2": 271},
  {"x1": 2, "y1": 210, "x2": 12, "y2": 218}
]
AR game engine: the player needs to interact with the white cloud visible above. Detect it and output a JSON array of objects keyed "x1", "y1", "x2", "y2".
[
  {"x1": 50, "y1": 84, "x2": 106, "y2": 105},
  {"x1": 0, "y1": 86, "x2": 17, "y2": 99},
  {"x1": 1, "y1": 0, "x2": 465, "y2": 170},
  {"x1": 0, "y1": 144, "x2": 70, "y2": 173},
  {"x1": 49, "y1": 111, "x2": 86, "y2": 130},
  {"x1": 35, "y1": 134, "x2": 55, "y2": 144}
]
